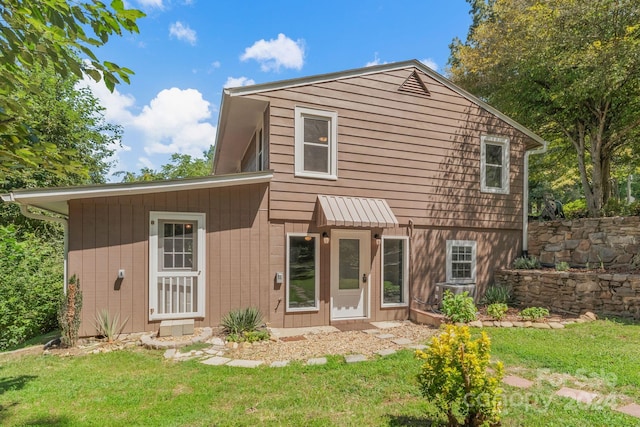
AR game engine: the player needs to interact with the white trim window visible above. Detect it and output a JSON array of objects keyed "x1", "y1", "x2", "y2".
[
  {"x1": 256, "y1": 127, "x2": 265, "y2": 171},
  {"x1": 381, "y1": 236, "x2": 409, "y2": 307},
  {"x1": 149, "y1": 212, "x2": 206, "y2": 320},
  {"x1": 480, "y1": 135, "x2": 510, "y2": 194},
  {"x1": 294, "y1": 106, "x2": 338, "y2": 179},
  {"x1": 446, "y1": 240, "x2": 477, "y2": 284},
  {"x1": 286, "y1": 233, "x2": 320, "y2": 311}
]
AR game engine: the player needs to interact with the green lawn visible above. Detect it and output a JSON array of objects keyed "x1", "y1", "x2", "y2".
[{"x1": 0, "y1": 320, "x2": 638, "y2": 426}]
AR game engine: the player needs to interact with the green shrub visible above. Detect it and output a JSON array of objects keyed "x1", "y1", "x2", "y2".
[
  {"x1": 221, "y1": 307, "x2": 264, "y2": 336},
  {"x1": 555, "y1": 261, "x2": 570, "y2": 271},
  {"x1": 519, "y1": 307, "x2": 549, "y2": 321},
  {"x1": 0, "y1": 226, "x2": 63, "y2": 350},
  {"x1": 563, "y1": 199, "x2": 588, "y2": 219},
  {"x1": 417, "y1": 325, "x2": 504, "y2": 426},
  {"x1": 512, "y1": 256, "x2": 541, "y2": 270},
  {"x1": 59, "y1": 275, "x2": 82, "y2": 347},
  {"x1": 487, "y1": 303, "x2": 509, "y2": 320},
  {"x1": 441, "y1": 290, "x2": 477, "y2": 323},
  {"x1": 482, "y1": 284, "x2": 512, "y2": 304},
  {"x1": 94, "y1": 309, "x2": 128, "y2": 342}
]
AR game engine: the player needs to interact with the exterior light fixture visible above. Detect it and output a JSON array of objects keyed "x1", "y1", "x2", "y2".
[
  {"x1": 304, "y1": 235, "x2": 312, "y2": 242},
  {"x1": 322, "y1": 232, "x2": 330, "y2": 244},
  {"x1": 374, "y1": 233, "x2": 381, "y2": 245}
]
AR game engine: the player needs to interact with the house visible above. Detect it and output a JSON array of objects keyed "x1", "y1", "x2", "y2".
[{"x1": 2, "y1": 60, "x2": 546, "y2": 336}]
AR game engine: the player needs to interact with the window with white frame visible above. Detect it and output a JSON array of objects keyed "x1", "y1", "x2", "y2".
[
  {"x1": 481, "y1": 135, "x2": 510, "y2": 194},
  {"x1": 381, "y1": 236, "x2": 409, "y2": 306},
  {"x1": 149, "y1": 212, "x2": 206, "y2": 320},
  {"x1": 257, "y1": 128, "x2": 264, "y2": 171},
  {"x1": 294, "y1": 106, "x2": 337, "y2": 179},
  {"x1": 446, "y1": 240, "x2": 477, "y2": 284},
  {"x1": 286, "y1": 233, "x2": 320, "y2": 311}
]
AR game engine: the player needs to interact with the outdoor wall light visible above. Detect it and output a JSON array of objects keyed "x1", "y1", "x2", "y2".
[
  {"x1": 374, "y1": 234, "x2": 381, "y2": 245},
  {"x1": 322, "y1": 232, "x2": 330, "y2": 244}
]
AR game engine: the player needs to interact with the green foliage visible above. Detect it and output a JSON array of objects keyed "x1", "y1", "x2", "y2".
[
  {"x1": 519, "y1": 307, "x2": 550, "y2": 321},
  {"x1": 450, "y1": 0, "x2": 640, "y2": 216},
  {"x1": 441, "y1": 290, "x2": 477, "y2": 323},
  {"x1": 221, "y1": 307, "x2": 264, "y2": 336},
  {"x1": 0, "y1": 0, "x2": 144, "y2": 180},
  {"x1": 93, "y1": 309, "x2": 128, "y2": 343},
  {"x1": 512, "y1": 256, "x2": 541, "y2": 270},
  {"x1": 0, "y1": 225, "x2": 63, "y2": 350},
  {"x1": 416, "y1": 325, "x2": 504, "y2": 426},
  {"x1": 482, "y1": 284, "x2": 512, "y2": 305},
  {"x1": 117, "y1": 147, "x2": 214, "y2": 182},
  {"x1": 226, "y1": 330, "x2": 270, "y2": 343},
  {"x1": 563, "y1": 199, "x2": 589, "y2": 219},
  {"x1": 487, "y1": 303, "x2": 508, "y2": 321},
  {"x1": 58, "y1": 275, "x2": 83, "y2": 347},
  {"x1": 555, "y1": 261, "x2": 570, "y2": 271}
]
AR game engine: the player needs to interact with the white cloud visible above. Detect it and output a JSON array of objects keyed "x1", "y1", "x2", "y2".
[
  {"x1": 136, "y1": 0, "x2": 164, "y2": 9},
  {"x1": 365, "y1": 53, "x2": 388, "y2": 67},
  {"x1": 137, "y1": 157, "x2": 155, "y2": 170},
  {"x1": 420, "y1": 58, "x2": 439, "y2": 71},
  {"x1": 241, "y1": 33, "x2": 305, "y2": 72},
  {"x1": 211, "y1": 61, "x2": 221, "y2": 69},
  {"x1": 169, "y1": 21, "x2": 197, "y2": 45},
  {"x1": 224, "y1": 76, "x2": 256, "y2": 88},
  {"x1": 77, "y1": 77, "x2": 135, "y2": 124}
]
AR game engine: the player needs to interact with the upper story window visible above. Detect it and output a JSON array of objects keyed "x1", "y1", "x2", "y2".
[
  {"x1": 480, "y1": 135, "x2": 510, "y2": 194},
  {"x1": 446, "y1": 240, "x2": 477, "y2": 284},
  {"x1": 294, "y1": 106, "x2": 337, "y2": 179}
]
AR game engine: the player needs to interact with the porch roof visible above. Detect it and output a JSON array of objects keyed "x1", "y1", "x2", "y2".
[{"x1": 316, "y1": 195, "x2": 399, "y2": 228}]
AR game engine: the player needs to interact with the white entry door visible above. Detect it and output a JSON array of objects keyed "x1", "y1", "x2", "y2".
[{"x1": 331, "y1": 230, "x2": 370, "y2": 319}]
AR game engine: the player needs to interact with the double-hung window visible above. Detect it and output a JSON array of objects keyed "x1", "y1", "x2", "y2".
[
  {"x1": 286, "y1": 233, "x2": 320, "y2": 311},
  {"x1": 480, "y1": 135, "x2": 510, "y2": 194},
  {"x1": 446, "y1": 240, "x2": 477, "y2": 284},
  {"x1": 294, "y1": 106, "x2": 337, "y2": 179},
  {"x1": 381, "y1": 236, "x2": 409, "y2": 307}
]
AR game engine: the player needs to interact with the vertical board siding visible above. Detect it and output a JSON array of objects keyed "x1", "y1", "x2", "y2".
[
  {"x1": 254, "y1": 67, "x2": 527, "y2": 230},
  {"x1": 68, "y1": 183, "x2": 270, "y2": 336}
]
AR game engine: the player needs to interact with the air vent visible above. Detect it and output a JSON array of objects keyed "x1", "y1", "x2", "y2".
[{"x1": 398, "y1": 70, "x2": 430, "y2": 97}]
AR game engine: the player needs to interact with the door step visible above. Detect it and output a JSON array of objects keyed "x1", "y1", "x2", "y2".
[{"x1": 159, "y1": 319, "x2": 195, "y2": 337}]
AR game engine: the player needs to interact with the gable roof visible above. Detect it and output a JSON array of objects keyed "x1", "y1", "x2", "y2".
[{"x1": 214, "y1": 59, "x2": 546, "y2": 173}]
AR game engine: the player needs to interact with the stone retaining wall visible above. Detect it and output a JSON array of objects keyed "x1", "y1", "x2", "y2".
[
  {"x1": 528, "y1": 216, "x2": 640, "y2": 269},
  {"x1": 495, "y1": 270, "x2": 640, "y2": 320}
]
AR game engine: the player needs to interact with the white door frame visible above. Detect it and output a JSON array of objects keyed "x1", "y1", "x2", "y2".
[{"x1": 330, "y1": 229, "x2": 371, "y2": 320}]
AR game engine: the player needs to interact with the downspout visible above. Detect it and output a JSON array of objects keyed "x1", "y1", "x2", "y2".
[
  {"x1": 523, "y1": 142, "x2": 548, "y2": 257},
  {"x1": 2, "y1": 194, "x2": 70, "y2": 293}
]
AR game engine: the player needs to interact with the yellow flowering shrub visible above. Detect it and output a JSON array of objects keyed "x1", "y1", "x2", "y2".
[{"x1": 416, "y1": 325, "x2": 504, "y2": 427}]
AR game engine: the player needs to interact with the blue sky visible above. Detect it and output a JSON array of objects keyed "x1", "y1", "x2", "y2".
[{"x1": 81, "y1": 0, "x2": 472, "y2": 180}]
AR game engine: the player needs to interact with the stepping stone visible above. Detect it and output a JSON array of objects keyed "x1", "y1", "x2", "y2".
[
  {"x1": 307, "y1": 357, "x2": 327, "y2": 366},
  {"x1": 270, "y1": 360, "x2": 290, "y2": 368},
  {"x1": 362, "y1": 329, "x2": 381, "y2": 335},
  {"x1": 376, "y1": 333, "x2": 395, "y2": 339},
  {"x1": 345, "y1": 354, "x2": 367, "y2": 363},
  {"x1": 555, "y1": 387, "x2": 598, "y2": 404},
  {"x1": 226, "y1": 359, "x2": 263, "y2": 368},
  {"x1": 201, "y1": 356, "x2": 231, "y2": 366},
  {"x1": 391, "y1": 338, "x2": 412, "y2": 345},
  {"x1": 503, "y1": 375, "x2": 534, "y2": 389},
  {"x1": 164, "y1": 349, "x2": 176, "y2": 359},
  {"x1": 616, "y1": 403, "x2": 640, "y2": 418},
  {"x1": 548, "y1": 322, "x2": 565, "y2": 329},
  {"x1": 408, "y1": 344, "x2": 428, "y2": 350},
  {"x1": 376, "y1": 349, "x2": 396, "y2": 357}
]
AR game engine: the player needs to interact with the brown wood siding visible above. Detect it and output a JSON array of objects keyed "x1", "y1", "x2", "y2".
[
  {"x1": 249, "y1": 67, "x2": 527, "y2": 230},
  {"x1": 68, "y1": 183, "x2": 270, "y2": 336}
]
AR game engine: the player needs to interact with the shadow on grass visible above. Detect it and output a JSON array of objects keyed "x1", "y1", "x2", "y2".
[
  {"x1": 0, "y1": 375, "x2": 37, "y2": 396},
  {"x1": 23, "y1": 415, "x2": 73, "y2": 426},
  {"x1": 387, "y1": 414, "x2": 435, "y2": 426}
]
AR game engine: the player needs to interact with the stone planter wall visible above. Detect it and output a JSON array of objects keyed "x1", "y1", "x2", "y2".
[
  {"x1": 528, "y1": 216, "x2": 640, "y2": 269},
  {"x1": 495, "y1": 270, "x2": 640, "y2": 320}
]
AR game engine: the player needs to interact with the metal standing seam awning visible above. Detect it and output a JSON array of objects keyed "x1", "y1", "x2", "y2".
[{"x1": 316, "y1": 195, "x2": 399, "y2": 228}]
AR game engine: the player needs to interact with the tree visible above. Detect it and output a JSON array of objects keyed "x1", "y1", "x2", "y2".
[
  {"x1": 449, "y1": 0, "x2": 640, "y2": 216},
  {"x1": 118, "y1": 147, "x2": 214, "y2": 182},
  {"x1": 0, "y1": 0, "x2": 144, "y2": 181}
]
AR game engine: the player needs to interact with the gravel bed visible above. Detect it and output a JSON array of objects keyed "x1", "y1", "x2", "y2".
[{"x1": 225, "y1": 323, "x2": 439, "y2": 364}]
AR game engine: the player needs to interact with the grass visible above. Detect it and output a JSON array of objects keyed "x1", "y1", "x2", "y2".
[{"x1": 0, "y1": 320, "x2": 638, "y2": 426}]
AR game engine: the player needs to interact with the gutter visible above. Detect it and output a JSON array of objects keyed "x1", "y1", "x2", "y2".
[
  {"x1": 1, "y1": 193, "x2": 69, "y2": 293},
  {"x1": 523, "y1": 141, "x2": 548, "y2": 256}
]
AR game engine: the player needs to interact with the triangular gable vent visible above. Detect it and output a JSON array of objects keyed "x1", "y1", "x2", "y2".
[{"x1": 398, "y1": 70, "x2": 430, "y2": 97}]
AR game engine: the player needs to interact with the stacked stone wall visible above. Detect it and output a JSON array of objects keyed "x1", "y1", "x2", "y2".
[
  {"x1": 528, "y1": 216, "x2": 640, "y2": 269},
  {"x1": 495, "y1": 270, "x2": 640, "y2": 320}
]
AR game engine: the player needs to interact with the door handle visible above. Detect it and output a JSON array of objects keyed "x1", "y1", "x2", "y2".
[{"x1": 362, "y1": 273, "x2": 367, "y2": 283}]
